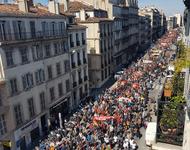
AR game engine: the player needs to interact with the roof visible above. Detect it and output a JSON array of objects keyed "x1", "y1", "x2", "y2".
[
  {"x1": 77, "y1": 17, "x2": 113, "y2": 23},
  {"x1": 68, "y1": 1, "x2": 95, "y2": 12},
  {"x1": 0, "y1": 4, "x2": 64, "y2": 18}
]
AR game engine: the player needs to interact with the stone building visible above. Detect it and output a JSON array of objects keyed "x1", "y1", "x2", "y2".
[
  {"x1": 67, "y1": 1, "x2": 114, "y2": 88},
  {"x1": 0, "y1": 0, "x2": 88, "y2": 149},
  {"x1": 71, "y1": 0, "x2": 139, "y2": 71}
]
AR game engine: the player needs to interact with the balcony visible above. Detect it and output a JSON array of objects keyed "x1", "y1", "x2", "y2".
[
  {"x1": 84, "y1": 76, "x2": 88, "y2": 81},
  {"x1": 79, "y1": 78, "x2": 83, "y2": 84},
  {"x1": 83, "y1": 58, "x2": 87, "y2": 64},
  {"x1": 82, "y1": 40, "x2": 86, "y2": 45},
  {"x1": 76, "y1": 41, "x2": 80, "y2": 46},
  {"x1": 70, "y1": 42, "x2": 74, "y2": 48},
  {"x1": 78, "y1": 60, "x2": 81, "y2": 66},
  {"x1": 73, "y1": 82, "x2": 77, "y2": 88},
  {"x1": 72, "y1": 62, "x2": 76, "y2": 68},
  {"x1": 0, "y1": 30, "x2": 67, "y2": 45}
]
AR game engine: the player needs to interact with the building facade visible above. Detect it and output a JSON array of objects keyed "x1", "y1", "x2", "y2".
[
  {"x1": 140, "y1": 7, "x2": 164, "y2": 43},
  {"x1": 72, "y1": 0, "x2": 139, "y2": 71},
  {"x1": 175, "y1": 13, "x2": 183, "y2": 27},
  {"x1": 67, "y1": 1, "x2": 114, "y2": 89},
  {"x1": 138, "y1": 13, "x2": 151, "y2": 52},
  {"x1": 167, "y1": 16, "x2": 178, "y2": 30},
  {"x1": 0, "y1": 0, "x2": 87, "y2": 149},
  {"x1": 67, "y1": 15, "x2": 89, "y2": 108}
]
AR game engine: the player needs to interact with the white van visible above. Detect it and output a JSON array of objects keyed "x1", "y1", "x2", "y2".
[{"x1": 145, "y1": 122, "x2": 157, "y2": 146}]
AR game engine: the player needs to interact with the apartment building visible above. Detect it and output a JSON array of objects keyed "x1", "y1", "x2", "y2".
[
  {"x1": 67, "y1": 15, "x2": 89, "y2": 108},
  {"x1": 175, "y1": 13, "x2": 182, "y2": 27},
  {"x1": 72, "y1": 0, "x2": 139, "y2": 70},
  {"x1": 138, "y1": 13, "x2": 151, "y2": 52},
  {"x1": 67, "y1": 1, "x2": 114, "y2": 88},
  {"x1": 167, "y1": 16, "x2": 178, "y2": 30},
  {"x1": 140, "y1": 7, "x2": 163, "y2": 42},
  {"x1": 0, "y1": 0, "x2": 74, "y2": 149}
]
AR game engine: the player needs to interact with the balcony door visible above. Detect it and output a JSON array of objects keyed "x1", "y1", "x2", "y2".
[{"x1": 30, "y1": 21, "x2": 36, "y2": 38}]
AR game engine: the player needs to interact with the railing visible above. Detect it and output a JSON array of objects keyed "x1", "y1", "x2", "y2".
[
  {"x1": 82, "y1": 40, "x2": 86, "y2": 45},
  {"x1": 78, "y1": 60, "x2": 81, "y2": 66},
  {"x1": 73, "y1": 82, "x2": 77, "y2": 88},
  {"x1": 0, "y1": 30, "x2": 67, "y2": 43},
  {"x1": 76, "y1": 41, "x2": 80, "y2": 46},
  {"x1": 70, "y1": 42, "x2": 74, "y2": 48}
]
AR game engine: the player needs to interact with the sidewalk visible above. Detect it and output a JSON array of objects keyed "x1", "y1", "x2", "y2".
[{"x1": 152, "y1": 142, "x2": 182, "y2": 150}]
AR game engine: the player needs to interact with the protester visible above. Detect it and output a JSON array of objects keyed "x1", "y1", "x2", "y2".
[{"x1": 36, "y1": 30, "x2": 178, "y2": 150}]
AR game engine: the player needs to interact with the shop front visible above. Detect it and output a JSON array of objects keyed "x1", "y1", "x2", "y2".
[
  {"x1": 49, "y1": 97, "x2": 69, "y2": 129},
  {"x1": 14, "y1": 119, "x2": 40, "y2": 150}
]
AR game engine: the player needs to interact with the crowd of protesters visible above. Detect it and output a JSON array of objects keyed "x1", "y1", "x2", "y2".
[{"x1": 36, "y1": 29, "x2": 178, "y2": 150}]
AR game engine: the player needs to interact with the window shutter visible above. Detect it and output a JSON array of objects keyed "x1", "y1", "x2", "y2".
[
  {"x1": 30, "y1": 73, "x2": 34, "y2": 86},
  {"x1": 21, "y1": 21, "x2": 26, "y2": 39},
  {"x1": 12, "y1": 21, "x2": 18, "y2": 40},
  {"x1": 5, "y1": 21, "x2": 12, "y2": 40},
  {"x1": 31, "y1": 46, "x2": 36, "y2": 60},
  {"x1": 22, "y1": 75, "x2": 27, "y2": 90},
  {"x1": 41, "y1": 69, "x2": 45, "y2": 82},
  {"x1": 35, "y1": 71, "x2": 39, "y2": 84}
]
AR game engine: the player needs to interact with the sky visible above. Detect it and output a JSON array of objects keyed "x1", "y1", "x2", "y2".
[
  {"x1": 139, "y1": 0, "x2": 185, "y2": 16},
  {"x1": 34, "y1": 0, "x2": 185, "y2": 17}
]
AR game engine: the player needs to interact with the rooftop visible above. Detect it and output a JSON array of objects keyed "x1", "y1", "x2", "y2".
[{"x1": 0, "y1": 3, "x2": 65, "y2": 17}]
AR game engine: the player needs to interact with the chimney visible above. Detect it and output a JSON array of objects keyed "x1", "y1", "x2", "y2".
[
  {"x1": 80, "y1": 9, "x2": 86, "y2": 21},
  {"x1": 59, "y1": 0, "x2": 69, "y2": 12},
  {"x1": 18, "y1": 0, "x2": 29, "y2": 13},
  {"x1": 48, "y1": 0, "x2": 60, "y2": 15}
]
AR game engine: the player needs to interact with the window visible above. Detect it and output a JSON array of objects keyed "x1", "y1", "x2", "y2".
[
  {"x1": 42, "y1": 22, "x2": 49, "y2": 37},
  {"x1": 47, "y1": 65, "x2": 53, "y2": 80},
  {"x1": 14, "y1": 104, "x2": 23, "y2": 126},
  {"x1": 56, "y1": 62, "x2": 61, "y2": 76},
  {"x1": 40, "y1": 92, "x2": 46, "y2": 111},
  {"x1": 61, "y1": 41, "x2": 67, "y2": 53},
  {"x1": 58, "y1": 83, "x2": 63, "y2": 97},
  {"x1": 64, "y1": 60, "x2": 70, "y2": 73},
  {"x1": 5, "y1": 50, "x2": 14, "y2": 67},
  {"x1": 0, "y1": 21, "x2": 6, "y2": 41},
  {"x1": 19, "y1": 47, "x2": 29, "y2": 64},
  {"x1": 85, "y1": 84, "x2": 88, "y2": 92},
  {"x1": 35, "y1": 69, "x2": 45, "y2": 84},
  {"x1": 76, "y1": 33, "x2": 80, "y2": 46},
  {"x1": 30, "y1": 21, "x2": 36, "y2": 38},
  {"x1": 12, "y1": 21, "x2": 26, "y2": 40},
  {"x1": 54, "y1": 43, "x2": 59, "y2": 55},
  {"x1": 59, "y1": 22, "x2": 65, "y2": 35},
  {"x1": 49, "y1": 87, "x2": 55, "y2": 101},
  {"x1": 28, "y1": 97, "x2": 35, "y2": 118},
  {"x1": 0, "y1": 114, "x2": 7, "y2": 136},
  {"x1": 32, "y1": 45, "x2": 43, "y2": 60},
  {"x1": 51, "y1": 22, "x2": 57, "y2": 36},
  {"x1": 66, "y1": 79, "x2": 70, "y2": 93},
  {"x1": 22, "y1": 73, "x2": 34, "y2": 90},
  {"x1": 10, "y1": 78, "x2": 18, "y2": 95},
  {"x1": 44, "y1": 44, "x2": 51, "y2": 57},
  {"x1": 70, "y1": 34, "x2": 74, "y2": 47},
  {"x1": 101, "y1": 70, "x2": 104, "y2": 81}
]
